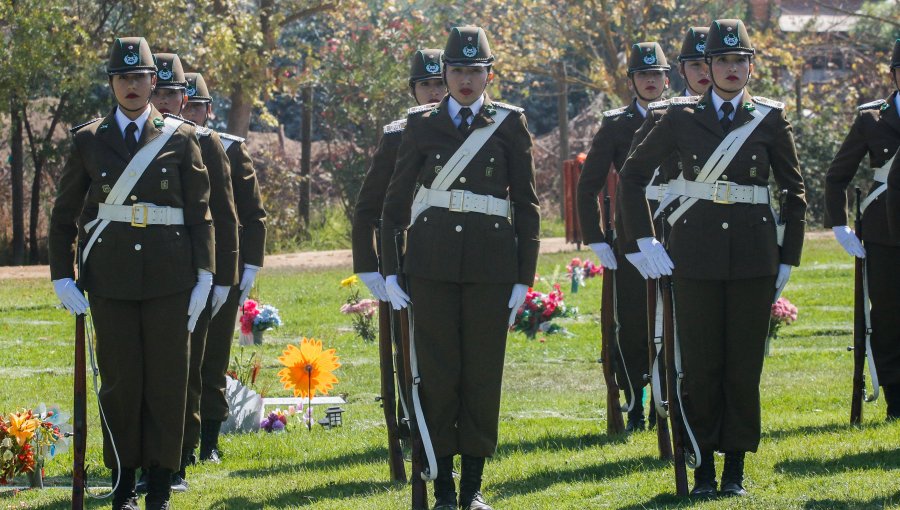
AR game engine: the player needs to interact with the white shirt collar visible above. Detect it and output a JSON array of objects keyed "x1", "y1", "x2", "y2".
[
  {"x1": 634, "y1": 100, "x2": 647, "y2": 118},
  {"x1": 710, "y1": 90, "x2": 743, "y2": 120},
  {"x1": 115, "y1": 105, "x2": 152, "y2": 140},
  {"x1": 448, "y1": 95, "x2": 485, "y2": 127}
]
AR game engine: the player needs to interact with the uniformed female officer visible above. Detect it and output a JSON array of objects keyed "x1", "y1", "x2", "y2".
[
  {"x1": 677, "y1": 28, "x2": 711, "y2": 97},
  {"x1": 148, "y1": 53, "x2": 239, "y2": 493},
  {"x1": 577, "y1": 42, "x2": 670, "y2": 432},
  {"x1": 381, "y1": 26, "x2": 540, "y2": 510},
  {"x1": 49, "y1": 37, "x2": 214, "y2": 510},
  {"x1": 825, "y1": 39, "x2": 900, "y2": 420},
  {"x1": 618, "y1": 19, "x2": 806, "y2": 497}
]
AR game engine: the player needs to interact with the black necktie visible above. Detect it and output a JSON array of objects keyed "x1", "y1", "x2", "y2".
[
  {"x1": 458, "y1": 107, "x2": 473, "y2": 137},
  {"x1": 719, "y1": 102, "x2": 734, "y2": 133},
  {"x1": 125, "y1": 122, "x2": 139, "y2": 156}
]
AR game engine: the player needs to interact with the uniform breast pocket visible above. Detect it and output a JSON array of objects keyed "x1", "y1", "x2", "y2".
[
  {"x1": 749, "y1": 208, "x2": 778, "y2": 249},
  {"x1": 481, "y1": 218, "x2": 517, "y2": 267},
  {"x1": 404, "y1": 212, "x2": 437, "y2": 273}
]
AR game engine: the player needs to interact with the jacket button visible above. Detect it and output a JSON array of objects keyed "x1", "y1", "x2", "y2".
[
  {"x1": 130, "y1": 195, "x2": 137, "y2": 201},
  {"x1": 722, "y1": 222, "x2": 729, "y2": 229},
  {"x1": 495, "y1": 223, "x2": 499, "y2": 228},
  {"x1": 752, "y1": 155, "x2": 757, "y2": 160},
  {"x1": 435, "y1": 154, "x2": 441, "y2": 159},
  {"x1": 97, "y1": 238, "x2": 103, "y2": 243},
  {"x1": 721, "y1": 175, "x2": 728, "y2": 180},
  {"x1": 885, "y1": 148, "x2": 890, "y2": 153},
  {"x1": 455, "y1": 225, "x2": 462, "y2": 232},
  {"x1": 423, "y1": 217, "x2": 428, "y2": 222},
  {"x1": 135, "y1": 243, "x2": 142, "y2": 251},
  {"x1": 459, "y1": 177, "x2": 467, "y2": 183},
  {"x1": 101, "y1": 172, "x2": 107, "y2": 177}
]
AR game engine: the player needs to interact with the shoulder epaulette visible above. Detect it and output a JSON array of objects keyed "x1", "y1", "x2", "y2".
[
  {"x1": 602, "y1": 106, "x2": 629, "y2": 118},
  {"x1": 162, "y1": 113, "x2": 196, "y2": 126},
  {"x1": 858, "y1": 99, "x2": 886, "y2": 111},
  {"x1": 408, "y1": 103, "x2": 439, "y2": 115},
  {"x1": 383, "y1": 118, "x2": 407, "y2": 134},
  {"x1": 668, "y1": 95, "x2": 701, "y2": 106},
  {"x1": 648, "y1": 99, "x2": 670, "y2": 111},
  {"x1": 69, "y1": 117, "x2": 102, "y2": 134},
  {"x1": 492, "y1": 101, "x2": 524, "y2": 113},
  {"x1": 219, "y1": 132, "x2": 245, "y2": 144},
  {"x1": 752, "y1": 96, "x2": 784, "y2": 110}
]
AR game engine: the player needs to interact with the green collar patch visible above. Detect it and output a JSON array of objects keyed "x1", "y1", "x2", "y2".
[
  {"x1": 99, "y1": 123, "x2": 109, "y2": 132},
  {"x1": 431, "y1": 106, "x2": 441, "y2": 115},
  {"x1": 881, "y1": 102, "x2": 890, "y2": 111},
  {"x1": 696, "y1": 102, "x2": 707, "y2": 110},
  {"x1": 743, "y1": 102, "x2": 755, "y2": 111},
  {"x1": 484, "y1": 105, "x2": 497, "y2": 116},
  {"x1": 153, "y1": 117, "x2": 164, "y2": 128}
]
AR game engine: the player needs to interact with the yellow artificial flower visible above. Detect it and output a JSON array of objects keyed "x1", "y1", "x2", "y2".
[
  {"x1": 277, "y1": 338, "x2": 341, "y2": 398},
  {"x1": 340, "y1": 275, "x2": 359, "y2": 288},
  {"x1": 8, "y1": 411, "x2": 38, "y2": 447}
]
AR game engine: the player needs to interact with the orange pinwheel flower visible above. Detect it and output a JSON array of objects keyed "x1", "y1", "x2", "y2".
[{"x1": 277, "y1": 338, "x2": 341, "y2": 398}]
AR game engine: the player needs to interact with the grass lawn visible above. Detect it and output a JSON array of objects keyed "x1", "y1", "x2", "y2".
[{"x1": 0, "y1": 237, "x2": 898, "y2": 509}]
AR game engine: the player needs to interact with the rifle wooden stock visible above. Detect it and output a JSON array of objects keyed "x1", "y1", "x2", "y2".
[
  {"x1": 661, "y1": 276, "x2": 688, "y2": 496},
  {"x1": 72, "y1": 314, "x2": 86, "y2": 510},
  {"x1": 851, "y1": 187, "x2": 865, "y2": 425},
  {"x1": 600, "y1": 195, "x2": 625, "y2": 435},
  {"x1": 393, "y1": 230, "x2": 428, "y2": 509},
  {"x1": 647, "y1": 279, "x2": 673, "y2": 460}
]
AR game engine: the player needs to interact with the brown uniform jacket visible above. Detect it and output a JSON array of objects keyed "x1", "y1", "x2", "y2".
[
  {"x1": 220, "y1": 133, "x2": 267, "y2": 268},
  {"x1": 889, "y1": 154, "x2": 900, "y2": 239},
  {"x1": 381, "y1": 95, "x2": 541, "y2": 286},
  {"x1": 577, "y1": 100, "x2": 645, "y2": 246},
  {"x1": 352, "y1": 119, "x2": 404, "y2": 274},
  {"x1": 824, "y1": 93, "x2": 900, "y2": 246},
  {"x1": 197, "y1": 127, "x2": 239, "y2": 286},
  {"x1": 49, "y1": 106, "x2": 214, "y2": 300},
  {"x1": 619, "y1": 90, "x2": 807, "y2": 280}
]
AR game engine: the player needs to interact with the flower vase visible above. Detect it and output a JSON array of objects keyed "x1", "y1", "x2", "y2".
[
  {"x1": 28, "y1": 460, "x2": 43, "y2": 489},
  {"x1": 253, "y1": 329, "x2": 264, "y2": 345}
]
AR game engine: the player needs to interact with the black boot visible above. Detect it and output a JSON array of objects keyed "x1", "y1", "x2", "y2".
[
  {"x1": 885, "y1": 384, "x2": 900, "y2": 421},
  {"x1": 625, "y1": 403, "x2": 646, "y2": 433},
  {"x1": 432, "y1": 456, "x2": 456, "y2": 509},
  {"x1": 689, "y1": 450, "x2": 717, "y2": 499},
  {"x1": 170, "y1": 449, "x2": 194, "y2": 492},
  {"x1": 145, "y1": 467, "x2": 173, "y2": 510},
  {"x1": 199, "y1": 419, "x2": 223, "y2": 463},
  {"x1": 720, "y1": 451, "x2": 748, "y2": 497},
  {"x1": 459, "y1": 455, "x2": 492, "y2": 510},
  {"x1": 111, "y1": 468, "x2": 139, "y2": 510},
  {"x1": 134, "y1": 469, "x2": 149, "y2": 494}
]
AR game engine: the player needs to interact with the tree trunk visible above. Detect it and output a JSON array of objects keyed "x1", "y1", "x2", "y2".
[
  {"x1": 227, "y1": 84, "x2": 252, "y2": 138},
  {"x1": 9, "y1": 98, "x2": 25, "y2": 265},
  {"x1": 299, "y1": 85, "x2": 312, "y2": 227},
  {"x1": 556, "y1": 61, "x2": 570, "y2": 219},
  {"x1": 24, "y1": 109, "x2": 41, "y2": 264}
]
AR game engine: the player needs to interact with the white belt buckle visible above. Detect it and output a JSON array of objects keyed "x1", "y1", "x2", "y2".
[
  {"x1": 448, "y1": 189, "x2": 466, "y2": 212},
  {"x1": 712, "y1": 180, "x2": 733, "y2": 205},
  {"x1": 131, "y1": 204, "x2": 149, "y2": 227}
]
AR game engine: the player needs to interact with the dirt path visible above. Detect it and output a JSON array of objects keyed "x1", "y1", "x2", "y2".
[{"x1": 0, "y1": 231, "x2": 833, "y2": 280}]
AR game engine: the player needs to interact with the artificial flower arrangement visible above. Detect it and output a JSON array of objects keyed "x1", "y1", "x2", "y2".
[
  {"x1": 566, "y1": 257, "x2": 603, "y2": 293},
  {"x1": 259, "y1": 405, "x2": 314, "y2": 433},
  {"x1": 240, "y1": 299, "x2": 283, "y2": 345},
  {"x1": 227, "y1": 347, "x2": 266, "y2": 395},
  {"x1": 339, "y1": 275, "x2": 378, "y2": 343},
  {"x1": 277, "y1": 338, "x2": 341, "y2": 430},
  {"x1": 0, "y1": 406, "x2": 67, "y2": 485},
  {"x1": 769, "y1": 297, "x2": 799, "y2": 340},
  {"x1": 510, "y1": 282, "x2": 578, "y2": 340}
]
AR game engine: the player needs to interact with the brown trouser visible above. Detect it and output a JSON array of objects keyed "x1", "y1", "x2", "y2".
[
  {"x1": 182, "y1": 294, "x2": 214, "y2": 452},
  {"x1": 612, "y1": 242, "x2": 650, "y2": 407},
  {"x1": 200, "y1": 285, "x2": 242, "y2": 422},
  {"x1": 865, "y1": 242, "x2": 900, "y2": 386},
  {"x1": 89, "y1": 290, "x2": 191, "y2": 471},
  {"x1": 673, "y1": 275, "x2": 775, "y2": 453},
  {"x1": 407, "y1": 277, "x2": 511, "y2": 458}
]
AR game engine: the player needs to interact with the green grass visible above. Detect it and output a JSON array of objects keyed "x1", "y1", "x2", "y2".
[{"x1": 1, "y1": 238, "x2": 898, "y2": 509}]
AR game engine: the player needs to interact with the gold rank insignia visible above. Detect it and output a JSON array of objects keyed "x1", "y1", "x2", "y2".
[
  {"x1": 749, "y1": 167, "x2": 757, "y2": 177},
  {"x1": 485, "y1": 167, "x2": 494, "y2": 177},
  {"x1": 434, "y1": 165, "x2": 443, "y2": 174},
  {"x1": 693, "y1": 166, "x2": 701, "y2": 175},
  {"x1": 102, "y1": 184, "x2": 111, "y2": 193},
  {"x1": 161, "y1": 179, "x2": 169, "y2": 190}
]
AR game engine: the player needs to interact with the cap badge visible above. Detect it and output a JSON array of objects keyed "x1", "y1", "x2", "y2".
[
  {"x1": 425, "y1": 62, "x2": 440, "y2": 74},
  {"x1": 462, "y1": 45, "x2": 478, "y2": 58},
  {"x1": 695, "y1": 42, "x2": 706, "y2": 52},
  {"x1": 186, "y1": 86, "x2": 197, "y2": 97},
  {"x1": 123, "y1": 53, "x2": 139, "y2": 65},
  {"x1": 158, "y1": 69, "x2": 173, "y2": 80},
  {"x1": 643, "y1": 53, "x2": 657, "y2": 65},
  {"x1": 723, "y1": 33, "x2": 739, "y2": 47}
]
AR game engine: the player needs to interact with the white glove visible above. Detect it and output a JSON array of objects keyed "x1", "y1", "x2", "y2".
[
  {"x1": 507, "y1": 283, "x2": 529, "y2": 326},
  {"x1": 589, "y1": 242, "x2": 618, "y2": 270},
  {"x1": 188, "y1": 269, "x2": 214, "y2": 332},
  {"x1": 52, "y1": 278, "x2": 89, "y2": 315},
  {"x1": 636, "y1": 237, "x2": 674, "y2": 278},
  {"x1": 775, "y1": 264, "x2": 792, "y2": 300},
  {"x1": 624, "y1": 252, "x2": 652, "y2": 279},
  {"x1": 358, "y1": 272, "x2": 389, "y2": 301},
  {"x1": 210, "y1": 285, "x2": 231, "y2": 318},
  {"x1": 238, "y1": 264, "x2": 260, "y2": 305},
  {"x1": 832, "y1": 226, "x2": 865, "y2": 258},
  {"x1": 384, "y1": 275, "x2": 410, "y2": 310}
]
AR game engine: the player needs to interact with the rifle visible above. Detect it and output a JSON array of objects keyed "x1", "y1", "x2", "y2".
[
  {"x1": 600, "y1": 195, "x2": 625, "y2": 435},
  {"x1": 393, "y1": 230, "x2": 428, "y2": 509},
  {"x1": 658, "y1": 210, "x2": 688, "y2": 496},
  {"x1": 646, "y1": 277, "x2": 672, "y2": 460},
  {"x1": 374, "y1": 220, "x2": 406, "y2": 482},
  {"x1": 72, "y1": 313, "x2": 86, "y2": 510},
  {"x1": 850, "y1": 186, "x2": 878, "y2": 424}
]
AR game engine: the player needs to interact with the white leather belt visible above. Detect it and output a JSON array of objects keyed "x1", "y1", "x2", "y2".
[
  {"x1": 97, "y1": 203, "x2": 185, "y2": 227},
  {"x1": 419, "y1": 188, "x2": 510, "y2": 218},
  {"x1": 874, "y1": 166, "x2": 889, "y2": 183},
  {"x1": 666, "y1": 179, "x2": 769, "y2": 205},
  {"x1": 646, "y1": 184, "x2": 668, "y2": 202}
]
